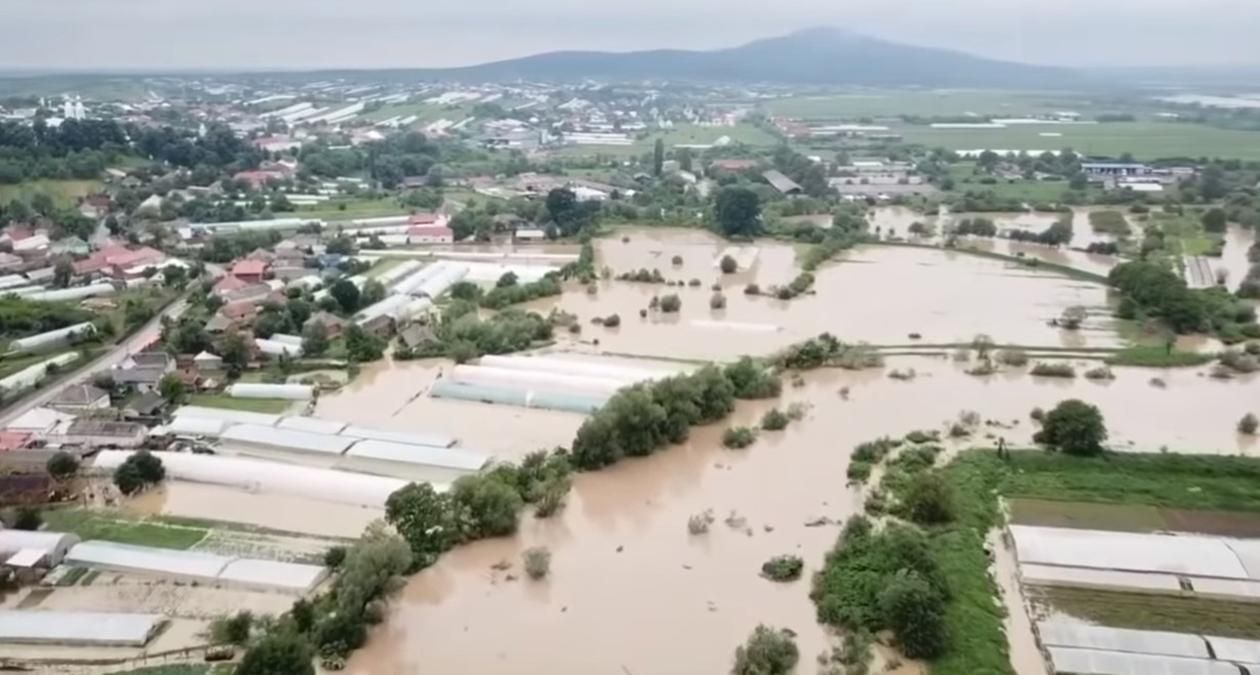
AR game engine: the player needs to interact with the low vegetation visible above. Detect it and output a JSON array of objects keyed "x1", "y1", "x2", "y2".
[
  {"x1": 732, "y1": 625, "x2": 799, "y2": 675},
  {"x1": 1107, "y1": 345, "x2": 1215, "y2": 368},
  {"x1": 1088, "y1": 210, "x2": 1132, "y2": 237},
  {"x1": 761, "y1": 408, "x2": 790, "y2": 431},
  {"x1": 760, "y1": 555, "x2": 804, "y2": 582},
  {"x1": 722, "y1": 426, "x2": 757, "y2": 449},
  {"x1": 1029, "y1": 362, "x2": 1076, "y2": 378},
  {"x1": 523, "y1": 547, "x2": 552, "y2": 580},
  {"x1": 1110, "y1": 261, "x2": 1258, "y2": 339}
]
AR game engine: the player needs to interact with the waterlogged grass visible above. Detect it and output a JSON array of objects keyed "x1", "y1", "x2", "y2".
[
  {"x1": 1106, "y1": 345, "x2": 1215, "y2": 367},
  {"x1": 187, "y1": 393, "x2": 294, "y2": 414},
  {"x1": 1030, "y1": 585, "x2": 1260, "y2": 639},
  {"x1": 42, "y1": 509, "x2": 208, "y2": 550}
]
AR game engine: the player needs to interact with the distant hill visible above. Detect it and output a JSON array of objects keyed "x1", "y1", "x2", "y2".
[{"x1": 409, "y1": 28, "x2": 1078, "y2": 87}]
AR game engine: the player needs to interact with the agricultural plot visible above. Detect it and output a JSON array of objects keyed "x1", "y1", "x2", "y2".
[{"x1": 895, "y1": 121, "x2": 1260, "y2": 160}]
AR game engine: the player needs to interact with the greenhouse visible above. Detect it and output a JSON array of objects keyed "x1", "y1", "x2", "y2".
[
  {"x1": 6, "y1": 322, "x2": 95, "y2": 355},
  {"x1": 66, "y1": 540, "x2": 229, "y2": 580},
  {"x1": 175, "y1": 405, "x2": 282, "y2": 427},
  {"x1": 1046, "y1": 646, "x2": 1248, "y2": 675},
  {"x1": 0, "y1": 530, "x2": 81, "y2": 567},
  {"x1": 376, "y1": 259, "x2": 424, "y2": 287},
  {"x1": 220, "y1": 423, "x2": 353, "y2": 455},
  {"x1": 217, "y1": 558, "x2": 329, "y2": 593},
  {"x1": 254, "y1": 338, "x2": 304, "y2": 357},
  {"x1": 269, "y1": 333, "x2": 304, "y2": 348},
  {"x1": 391, "y1": 262, "x2": 448, "y2": 296},
  {"x1": 277, "y1": 416, "x2": 347, "y2": 435},
  {"x1": 0, "y1": 352, "x2": 81, "y2": 393},
  {"x1": 477, "y1": 354, "x2": 680, "y2": 383},
  {"x1": 345, "y1": 439, "x2": 490, "y2": 472},
  {"x1": 1010, "y1": 525, "x2": 1254, "y2": 580},
  {"x1": 1038, "y1": 621, "x2": 1209, "y2": 659},
  {"x1": 92, "y1": 451, "x2": 412, "y2": 507},
  {"x1": 451, "y1": 364, "x2": 628, "y2": 396},
  {"x1": 226, "y1": 383, "x2": 313, "y2": 400},
  {"x1": 1019, "y1": 563, "x2": 1182, "y2": 593},
  {"x1": 355, "y1": 294, "x2": 412, "y2": 325},
  {"x1": 416, "y1": 263, "x2": 469, "y2": 299},
  {"x1": 25, "y1": 283, "x2": 116, "y2": 303},
  {"x1": 339, "y1": 425, "x2": 457, "y2": 449},
  {"x1": 165, "y1": 415, "x2": 228, "y2": 437},
  {"x1": 430, "y1": 380, "x2": 607, "y2": 414},
  {"x1": 0, "y1": 610, "x2": 162, "y2": 647}
]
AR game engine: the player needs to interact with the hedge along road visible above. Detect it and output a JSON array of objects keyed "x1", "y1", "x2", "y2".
[{"x1": 0, "y1": 297, "x2": 189, "y2": 428}]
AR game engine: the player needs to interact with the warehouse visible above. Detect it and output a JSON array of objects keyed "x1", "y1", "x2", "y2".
[
  {"x1": 91, "y1": 450, "x2": 413, "y2": 507},
  {"x1": 0, "y1": 610, "x2": 163, "y2": 647}
]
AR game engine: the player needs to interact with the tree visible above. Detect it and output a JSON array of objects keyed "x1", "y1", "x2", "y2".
[
  {"x1": 161, "y1": 264, "x2": 188, "y2": 289},
  {"x1": 902, "y1": 472, "x2": 955, "y2": 525},
  {"x1": 1034, "y1": 399, "x2": 1108, "y2": 456},
  {"x1": 653, "y1": 138, "x2": 665, "y2": 177},
  {"x1": 1240, "y1": 413, "x2": 1258, "y2": 435},
  {"x1": 715, "y1": 187, "x2": 761, "y2": 238},
  {"x1": 720, "y1": 254, "x2": 738, "y2": 274},
  {"x1": 496, "y1": 271, "x2": 518, "y2": 288},
  {"x1": 1059, "y1": 305, "x2": 1087, "y2": 330},
  {"x1": 879, "y1": 573, "x2": 948, "y2": 659},
  {"x1": 451, "y1": 475, "x2": 524, "y2": 538},
  {"x1": 301, "y1": 322, "x2": 329, "y2": 357},
  {"x1": 52, "y1": 260, "x2": 73, "y2": 288},
  {"x1": 113, "y1": 451, "x2": 164, "y2": 495},
  {"x1": 678, "y1": 147, "x2": 693, "y2": 173},
  {"x1": 344, "y1": 324, "x2": 385, "y2": 362},
  {"x1": 329, "y1": 279, "x2": 361, "y2": 314},
  {"x1": 546, "y1": 188, "x2": 578, "y2": 229},
  {"x1": 385, "y1": 482, "x2": 463, "y2": 569},
  {"x1": 157, "y1": 372, "x2": 186, "y2": 404},
  {"x1": 1069, "y1": 172, "x2": 1089, "y2": 191},
  {"x1": 235, "y1": 634, "x2": 314, "y2": 675},
  {"x1": 659, "y1": 294, "x2": 681, "y2": 313},
  {"x1": 1202, "y1": 207, "x2": 1228, "y2": 234},
  {"x1": 732, "y1": 625, "x2": 799, "y2": 675},
  {"x1": 219, "y1": 332, "x2": 251, "y2": 377},
  {"x1": 46, "y1": 451, "x2": 80, "y2": 480}
]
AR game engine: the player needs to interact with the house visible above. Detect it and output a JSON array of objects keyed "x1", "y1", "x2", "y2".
[
  {"x1": 763, "y1": 170, "x2": 803, "y2": 196},
  {"x1": 122, "y1": 391, "x2": 165, "y2": 419},
  {"x1": 222, "y1": 283, "x2": 274, "y2": 306},
  {"x1": 113, "y1": 352, "x2": 174, "y2": 393},
  {"x1": 0, "y1": 431, "x2": 32, "y2": 452},
  {"x1": 212, "y1": 274, "x2": 250, "y2": 297},
  {"x1": 514, "y1": 228, "x2": 547, "y2": 243},
  {"x1": 407, "y1": 225, "x2": 454, "y2": 244},
  {"x1": 47, "y1": 384, "x2": 111, "y2": 413},
  {"x1": 59, "y1": 419, "x2": 148, "y2": 448},
  {"x1": 4, "y1": 407, "x2": 75, "y2": 439},
  {"x1": 0, "y1": 252, "x2": 22, "y2": 273},
  {"x1": 710, "y1": 159, "x2": 760, "y2": 172},
  {"x1": 304, "y1": 312, "x2": 346, "y2": 339},
  {"x1": 73, "y1": 245, "x2": 164, "y2": 278},
  {"x1": 220, "y1": 301, "x2": 259, "y2": 324},
  {"x1": 231, "y1": 259, "x2": 270, "y2": 284},
  {"x1": 193, "y1": 351, "x2": 224, "y2": 372},
  {"x1": 360, "y1": 313, "x2": 395, "y2": 338},
  {"x1": 398, "y1": 323, "x2": 437, "y2": 350}
]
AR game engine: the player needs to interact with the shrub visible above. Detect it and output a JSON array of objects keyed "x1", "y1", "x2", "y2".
[
  {"x1": 523, "y1": 547, "x2": 551, "y2": 580},
  {"x1": 1240, "y1": 413, "x2": 1259, "y2": 435},
  {"x1": 761, "y1": 555, "x2": 804, "y2": 582},
  {"x1": 46, "y1": 451, "x2": 80, "y2": 480},
  {"x1": 720, "y1": 255, "x2": 738, "y2": 274},
  {"x1": 761, "y1": 409, "x2": 790, "y2": 431},
  {"x1": 113, "y1": 451, "x2": 165, "y2": 495},
  {"x1": 1030, "y1": 362, "x2": 1076, "y2": 378},
  {"x1": 688, "y1": 510, "x2": 715, "y2": 535},
  {"x1": 13, "y1": 507, "x2": 42, "y2": 531},
  {"x1": 744, "y1": 283, "x2": 760, "y2": 295},
  {"x1": 996, "y1": 349, "x2": 1029, "y2": 367},
  {"x1": 689, "y1": 278, "x2": 702, "y2": 287},
  {"x1": 602, "y1": 313, "x2": 621, "y2": 328},
  {"x1": 901, "y1": 472, "x2": 955, "y2": 525},
  {"x1": 1084, "y1": 366, "x2": 1115, "y2": 380},
  {"x1": 1034, "y1": 399, "x2": 1108, "y2": 456},
  {"x1": 1220, "y1": 350, "x2": 1260, "y2": 373},
  {"x1": 324, "y1": 546, "x2": 348, "y2": 569},
  {"x1": 879, "y1": 573, "x2": 948, "y2": 659},
  {"x1": 723, "y1": 426, "x2": 757, "y2": 449},
  {"x1": 236, "y1": 633, "x2": 314, "y2": 675},
  {"x1": 1030, "y1": 407, "x2": 1045, "y2": 422},
  {"x1": 1246, "y1": 342, "x2": 1260, "y2": 356},
  {"x1": 847, "y1": 461, "x2": 873, "y2": 483},
  {"x1": 904, "y1": 430, "x2": 939, "y2": 444},
  {"x1": 710, "y1": 292, "x2": 727, "y2": 310},
  {"x1": 659, "y1": 294, "x2": 682, "y2": 313},
  {"x1": 733, "y1": 625, "x2": 799, "y2": 675},
  {"x1": 212, "y1": 610, "x2": 254, "y2": 645},
  {"x1": 724, "y1": 357, "x2": 782, "y2": 399},
  {"x1": 671, "y1": 255, "x2": 684, "y2": 266},
  {"x1": 852, "y1": 437, "x2": 897, "y2": 463}
]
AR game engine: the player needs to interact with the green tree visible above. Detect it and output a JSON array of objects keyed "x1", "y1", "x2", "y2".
[
  {"x1": 344, "y1": 324, "x2": 385, "y2": 362},
  {"x1": 879, "y1": 573, "x2": 948, "y2": 659},
  {"x1": 219, "y1": 332, "x2": 251, "y2": 377},
  {"x1": 359, "y1": 279, "x2": 386, "y2": 307},
  {"x1": 678, "y1": 147, "x2": 693, "y2": 173},
  {"x1": 385, "y1": 482, "x2": 463, "y2": 570},
  {"x1": 451, "y1": 475, "x2": 524, "y2": 538},
  {"x1": 732, "y1": 625, "x2": 799, "y2": 675},
  {"x1": 235, "y1": 633, "x2": 314, "y2": 675},
  {"x1": 1202, "y1": 207, "x2": 1228, "y2": 234},
  {"x1": 52, "y1": 260, "x2": 73, "y2": 288},
  {"x1": 715, "y1": 187, "x2": 762, "y2": 238},
  {"x1": 720, "y1": 254, "x2": 738, "y2": 274},
  {"x1": 157, "y1": 372, "x2": 186, "y2": 404},
  {"x1": 902, "y1": 471, "x2": 955, "y2": 525},
  {"x1": 301, "y1": 321, "x2": 329, "y2": 357},
  {"x1": 496, "y1": 271, "x2": 519, "y2": 288},
  {"x1": 1068, "y1": 172, "x2": 1089, "y2": 191},
  {"x1": 329, "y1": 279, "x2": 361, "y2": 314},
  {"x1": 162, "y1": 264, "x2": 188, "y2": 290},
  {"x1": 1034, "y1": 399, "x2": 1108, "y2": 456},
  {"x1": 46, "y1": 451, "x2": 80, "y2": 480},
  {"x1": 653, "y1": 138, "x2": 665, "y2": 177}
]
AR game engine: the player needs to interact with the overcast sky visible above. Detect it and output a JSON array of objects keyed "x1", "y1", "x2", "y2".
[{"x1": 3, "y1": 0, "x2": 1257, "y2": 71}]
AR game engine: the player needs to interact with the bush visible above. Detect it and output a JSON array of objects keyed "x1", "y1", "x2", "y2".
[
  {"x1": 1240, "y1": 413, "x2": 1259, "y2": 435},
  {"x1": 46, "y1": 451, "x2": 80, "y2": 480},
  {"x1": 688, "y1": 510, "x2": 715, "y2": 535},
  {"x1": 324, "y1": 546, "x2": 348, "y2": 569},
  {"x1": 1030, "y1": 362, "x2": 1076, "y2": 378},
  {"x1": 852, "y1": 437, "x2": 897, "y2": 463},
  {"x1": 659, "y1": 294, "x2": 682, "y2": 313},
  {"x1": 1034, "y1": 399, "x2": 1108, "y2": 456},
  {"x1": 1220, "y1": 350, "x2": 1260, "y2": 374},
  {"x1": 879, "y1": 573, "x2": 948, "y2": 659},
  {"x1": 1084, "y1": 366, "x2": 1115, "y2": 380},
  {"x1": 761, "y1": 555, "x2": 804, "y2": 582},
  {"x1": 733, "y1": 625, "x2": 799, "y2": 675},
  {"x1": 671, "y1": 254, "x2": 684, "y2": 266},
  {"x1": 523, "y1": 546, "x2": 551, "y2": 580},
  {"x1": 602, "y1": 313, "x2": 621, "y2": 328},
  {"x1": 996, "y1": 349, "x2": 1029, "y2": 367},
  {"x1": 761, "y1": 409, "x2": 790, "y2": 431},
  {"x1": 847, "y1": 461, "x2": 873, "y2": 483},
  {"x1": 236, "y1": 633, "x2": 315, "y2": 675},
  {"x1": 13, "y1": 507, "x2": 42, "y2": 531},
  {"x1": 901, "y1": 472, "x2": 955, "y2": 525},
  {"x1": 710, "y1": 292, "x2": 727, "y2": 310},
  {"x1": 723, "y1": 426, "x2": 757, "y2": 449},
  {"x1": 744, "y1": 283, "x2": 760, "y2": 295},
  {"x1": 212, "y1": 610, "x2": 254, "y2": 645},
  {"x1": 724, "y1": 357, "x2": 781, "y2": 399},
  {"x1": 720, "y1": 255, "x2": 738, "y2": 274}
]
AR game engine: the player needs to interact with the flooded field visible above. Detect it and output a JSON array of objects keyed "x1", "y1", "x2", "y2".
[
  {"x1": 347, "y1": 358, "x2": 1260, "y2": 675},
  {"x1": 529, "y1": 230, "x2": 1121, "y2": 359}
]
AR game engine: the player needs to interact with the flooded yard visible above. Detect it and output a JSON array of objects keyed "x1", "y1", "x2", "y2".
[{"x1": 347, "y1": 358, "x2": 1260, "y2": 675}]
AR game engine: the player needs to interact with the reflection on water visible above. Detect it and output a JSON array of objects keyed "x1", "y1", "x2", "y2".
[{"x1": 347, "y1": 358, "x2": 1260, "y2": 675}]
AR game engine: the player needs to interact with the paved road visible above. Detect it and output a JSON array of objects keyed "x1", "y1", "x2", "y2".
[{"x1": 0, "y1": 298, "x2": 189, "y2": 428}]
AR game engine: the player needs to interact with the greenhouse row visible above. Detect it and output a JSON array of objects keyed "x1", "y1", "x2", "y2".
[
  {"x1": 1039, "y1": 620, "x2": 1260, "y2": 675},
  {"x1": 64, "y1": 540, "x2": 328, "y2": 592},
  {"x1": 1010, "y1": 525, "x2": 1260, "y2": 581},
  {"x1": 0, "y1": 610, "x2": 163, "y2": 647}
]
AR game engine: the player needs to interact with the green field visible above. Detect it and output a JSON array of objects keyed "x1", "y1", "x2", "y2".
[
  {"x1": 0, "y1": 179, "x2": 103, "y2": 207},
  {"x1": 42, "y1": 509, "x2": 209, "y2": 550},
  {"x1": 187, "y1": 393, "x2": 294, "y2": 414},
  {"x1": 947, "y1": 164, "x2": 1075, "y2": 202},
  {"x1": 897, "y1": 121, "x2": 1260, "y2": 160},
  {"x1": 763, "y1": 90, "x2": 1081, "y2": 119},
  {"x1": 550, "y1": 122, "x2": 779, "y2": 158},
  {"x1": 298, "y1": 196, "x2": 409, "y2": 222}
]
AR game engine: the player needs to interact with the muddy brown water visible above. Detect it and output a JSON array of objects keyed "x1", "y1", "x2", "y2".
[{"x1": 346, "y1": 358, "x2": 1259, "y2": 675}]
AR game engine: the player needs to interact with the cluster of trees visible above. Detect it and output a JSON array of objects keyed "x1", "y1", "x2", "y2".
[
  {"x1": 199, "y1": 231, "x2": 283, "y2": 264},
  {"x1": 326, "y1": 278, "x2": 386, "y2": 316},
  {"x1": 1006, "y1": 215, "x2": 1073, "y2": 246},
  {"x1": 1033, "y1": 399, "x2": 1108, "y2": 456},
  {"x1": 385, "y1": 450, "x2": 573, "y2": 569},
  {"x1": 478, "y1": 275, "x2": 563, "y2": 310},
  {"x1": 1110, "y1": 261, "x2": 1258, "y2": 338},
  {"x1": 253, "y1": 299, "x2": 314, "y2": 340},
  {"x1": 407, "y1": 300, "x2": 554, "y2": 363},
  {"x1": 811, "y1": 516, "x2": 949, "y2": 659},
  {"x1": 0, "y1": 297, "x2": 94, "y2": 338},
  {"x1": 545, "y1": 188, "x2": 602, "y2": 237},
  {"x1": 112, "y1": 451, "x2": 165, "y2": 495},
  {"x1": 771, "y1": 146, "x2": 830, "y2": 198},
  {"x1": 950, "y1": 217, "x2": 998, "y2": 238},
  {"x1": 733, "y1": 625, "x2": 799, "y2": 675},
  {"x1": 0, "y1": 119, "x2": 128, "y2": 184}
]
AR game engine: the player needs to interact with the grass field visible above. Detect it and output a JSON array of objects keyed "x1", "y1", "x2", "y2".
[
  {"x1": 187, "y1": 393, "x2": 294, "y2": 414},
  {"x1": 947, "y1": 164, "x2": 1075, "y2": 202},
  {"x1": 298, "y1": 196, "x2": 408, "y2": 222},
  {"x1": 1010, "y1": 497, "x2": 1260, "y2": 537},
  {"x1": 763, "y1": 90, "x2": 1079, "y2": 119},
  {"x1": 896, "y1": 122, "x2": 1260, "y2": 160},
  {"x1": 42, "y1": 509, "x2": 209, "y2": 550},
  {"x1": 0, "y1": 179, "x2": 103, "y2": 207},
  {"x1": 1145, "y1": 210, "x2": 1221, "y2": 257}
]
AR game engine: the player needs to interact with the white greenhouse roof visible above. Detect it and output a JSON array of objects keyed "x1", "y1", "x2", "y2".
[
  {"x1": 6, "y1": 549, "x2": 46, "y2": 568},
  {"x1": 0, "y1": 610, "x2": 161, "y2": 646},
  {"x1": 4, "y1": 407, "x2": 75, "y2": 433},
  {"x1": 221, "y1": 424, "x2": 353, "y2": 455},
  {"x1": 1206, "y1": 636, "x2": 1260, "y2": 664},
  {"x1": 1223, "y1": 539, "x2": 1260, "y2": 579},
  {"x1": 219, "y1": 558, "x2": 328, "y2": 592},
  {"x1": 1010, "y1": 525, "x2": 1253, "y2": 579},
  {"x1": 227, "y1": 383, "x2": 312, "y2": 400},
  {"x1": 92, "y1": 450, "x2": 413, "y2": 507},
  {"x1": 277, "y1": 416, "x2": 347, "y2": 435},
  {"x1": 346, "y1": 439, "x2": 489, "y2": 472},
  {"x1": 1047, "y1": 647, "x2": 1241, "y2": 675},
  {"x1": 176, "y1": 405, "x2": 281, "y2": 426},
  {"x1": 340, "y1": 425, "x2": 456, "y2": 449},
  {"x1": 1020, "y1": 564, "x2": 1182, "y2": 592},
  {"x1": 1189, "y1": 576, "x2": 1260, "y2": 599},
  {"x1": 1037, "y1": 621, "x2": 1209, "y2": 659},
  {"x1": 67, "y1": 540, "x2": 229, "y2": 579},
  {"x1": 0, "y1": 530, "x2": 79, "y2": 557},
  {"x1": 166, "y1": 415, "x2": 227, "y2": 437}
]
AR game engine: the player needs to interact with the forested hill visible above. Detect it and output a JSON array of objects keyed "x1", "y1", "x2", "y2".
[{"x1": 399, "y1": 28, "x2": 1077, "y2": 87}]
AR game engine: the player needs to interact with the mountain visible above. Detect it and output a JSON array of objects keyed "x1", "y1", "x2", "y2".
[{"x1": 409, "y1": 28, "x2": 1078, "y2": 87}]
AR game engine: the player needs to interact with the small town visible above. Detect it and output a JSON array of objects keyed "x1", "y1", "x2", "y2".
[{"x1": 0, "y1": 6, "x2": 1259, "y2": 675}]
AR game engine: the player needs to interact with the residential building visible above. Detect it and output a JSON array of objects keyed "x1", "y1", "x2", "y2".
[
  {"x1": 122, "y1": 391, "x2": 165, "y2": 420},
  {"x1": 4, "y1": 407, "x2": 75, "y2": 439},
  {"x1": 212, "y1": 274, "x2": 250, "y2": 297},
  {"x1": 231, "y1": 259, "x2": 270, "y2": 284},
  {"x1": 1082, "y1": 162, "x2": 1152, "y2": 179},
  {"x1": 304, "y1": 312, "x2": 346, "y2": 339},
  {"x1": 59, "y1": 420, "x2": 148, "y2": 449},
  {"x1": 47, "y1": 384, "x2": 111, "y2": 413},
  {"x1": 113, "y1": 352, "x2": 174, "y2": 393},
  {"x1": 407, "y1": 225, "x2": 454, "y2": 244}
]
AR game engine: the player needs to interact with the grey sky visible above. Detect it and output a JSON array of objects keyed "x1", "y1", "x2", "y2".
[{"x1": 3, "y1": 0, "x2": 1257, "y2": 71}]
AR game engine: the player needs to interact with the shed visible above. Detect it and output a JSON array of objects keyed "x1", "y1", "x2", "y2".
[
  {"x1": 762, "y1": 170, "x2": 803, "y2": 195},
  {"x1": 0, "y1": 530, "x2": 80, "y2": 567}
]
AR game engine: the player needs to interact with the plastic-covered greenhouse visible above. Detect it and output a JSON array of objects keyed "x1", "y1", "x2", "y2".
[
  {"x1": 430, "y1": 380, "x2": 606, "y2": 414},
  {"x1": 0, "y1": 610, "x2": 162, "y2": 646},
  {"x1": 227, "y1": 383, "x2": 313, "y2": 400},
  {"x1": 6, "y1": 322, "x2": 95, "y2": 355}
]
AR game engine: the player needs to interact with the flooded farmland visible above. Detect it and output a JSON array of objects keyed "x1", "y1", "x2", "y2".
[{"x1": 347, "y1": 357, "x2": 1260, "y2": 675}]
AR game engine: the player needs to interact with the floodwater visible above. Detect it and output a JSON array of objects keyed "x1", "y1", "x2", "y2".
[
  {"x1": 128, "y1": 481, "x2": 380, "y2": 538},
  {"x1": 347, "y1": 358, "x2": 1260, "y2": 675},
  {"x1": 1220, "y1": 224, "x2": 1258, "y2": 292},
  {"x1": 529, "y1": 232, "x2": 1121, "y2": 360}
]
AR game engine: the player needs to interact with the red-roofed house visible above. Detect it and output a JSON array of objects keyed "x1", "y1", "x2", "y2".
[
  {"x1": 408, "y1": 213, "x2": 447, "y2": 226},
  {"x1": 231, "y1": 258, "x2": 270, "y2": 283},
  {"x1": 0, "y1": 431, "x2": 32, "y2": 452},
  {"x1": 212, "y1": 274, "x2": 249, "y2": 297},
  {"x1": 72, "y1": 245, "x2": 164, "y2": 278},
  {"x1": 407, "y1": 225, "x2": 454, "y2": 244}
]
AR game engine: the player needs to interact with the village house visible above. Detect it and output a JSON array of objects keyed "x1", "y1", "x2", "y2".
[
  {"x1": 112, "y1": 352, "x2": 175, "y2": 394},
  {"x1": 304, "y1": 311, "x2": 346, "y2": 339},
  {"x1": 47, "y1": 384, "x2": 111, "y2": 413},
  {"x1": 231, "y1": 258, "x2": 270, "y2": 284},
  {"x1": 72, "y1": 244, "x2": 165, "y2": 278},
  {"x1": 59, "y1": 419, "x2": 148, "y2": 449},
  {"x1": 221, "y1": 283, "x2": 275, "y2": 306},
  {"x1": 122, "y1": 391, "x2": 166, "y2": 420}
]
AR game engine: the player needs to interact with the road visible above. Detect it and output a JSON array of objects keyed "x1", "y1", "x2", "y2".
[{"x1": 0, "y1": 298, "x2": 189, "y2": 428}]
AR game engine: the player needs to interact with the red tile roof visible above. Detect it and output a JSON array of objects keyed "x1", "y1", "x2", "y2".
[
  {"x1": 0, "y1": 431, "x2": 32, "y2": 452},
  {"x1": 231, "y1": 259, "x2": 269, "y2": 277},
  {"x1": 408, "y1": 213, "x2": 442, "y2": 225},
  {"x1": 408, "y1": 225, "x2": 453, "y2": 238},
  {"x1": 212, "y1": 275, "x2": 249, "y2": 295}
]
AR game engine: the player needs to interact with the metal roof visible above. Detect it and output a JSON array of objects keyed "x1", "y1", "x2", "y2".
[
  {"x1": 218, "y1": 558, "x2": 328, "y2": 592},
  {"x1": 0, "y1": 610, "x2": 162, "y2": 646},
  {"x1": 277, "y1": 416, "x2": 347, "y2": 435},
  {"x1": 1206, "y1": 636, "x2": 1260, "y2": 664},
  {"x1": 340, "y1": 425, "x2": 457, "y2": 449},
  {"x1": 221, "y1": 423, "x2": 353, "y2": 455},
  {"x1": 1010, "y1": 525, "x2": 1253, "y2": 579},
  {"x1": 346, "y1": 439, "x2": 489, "y2": 472}
]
